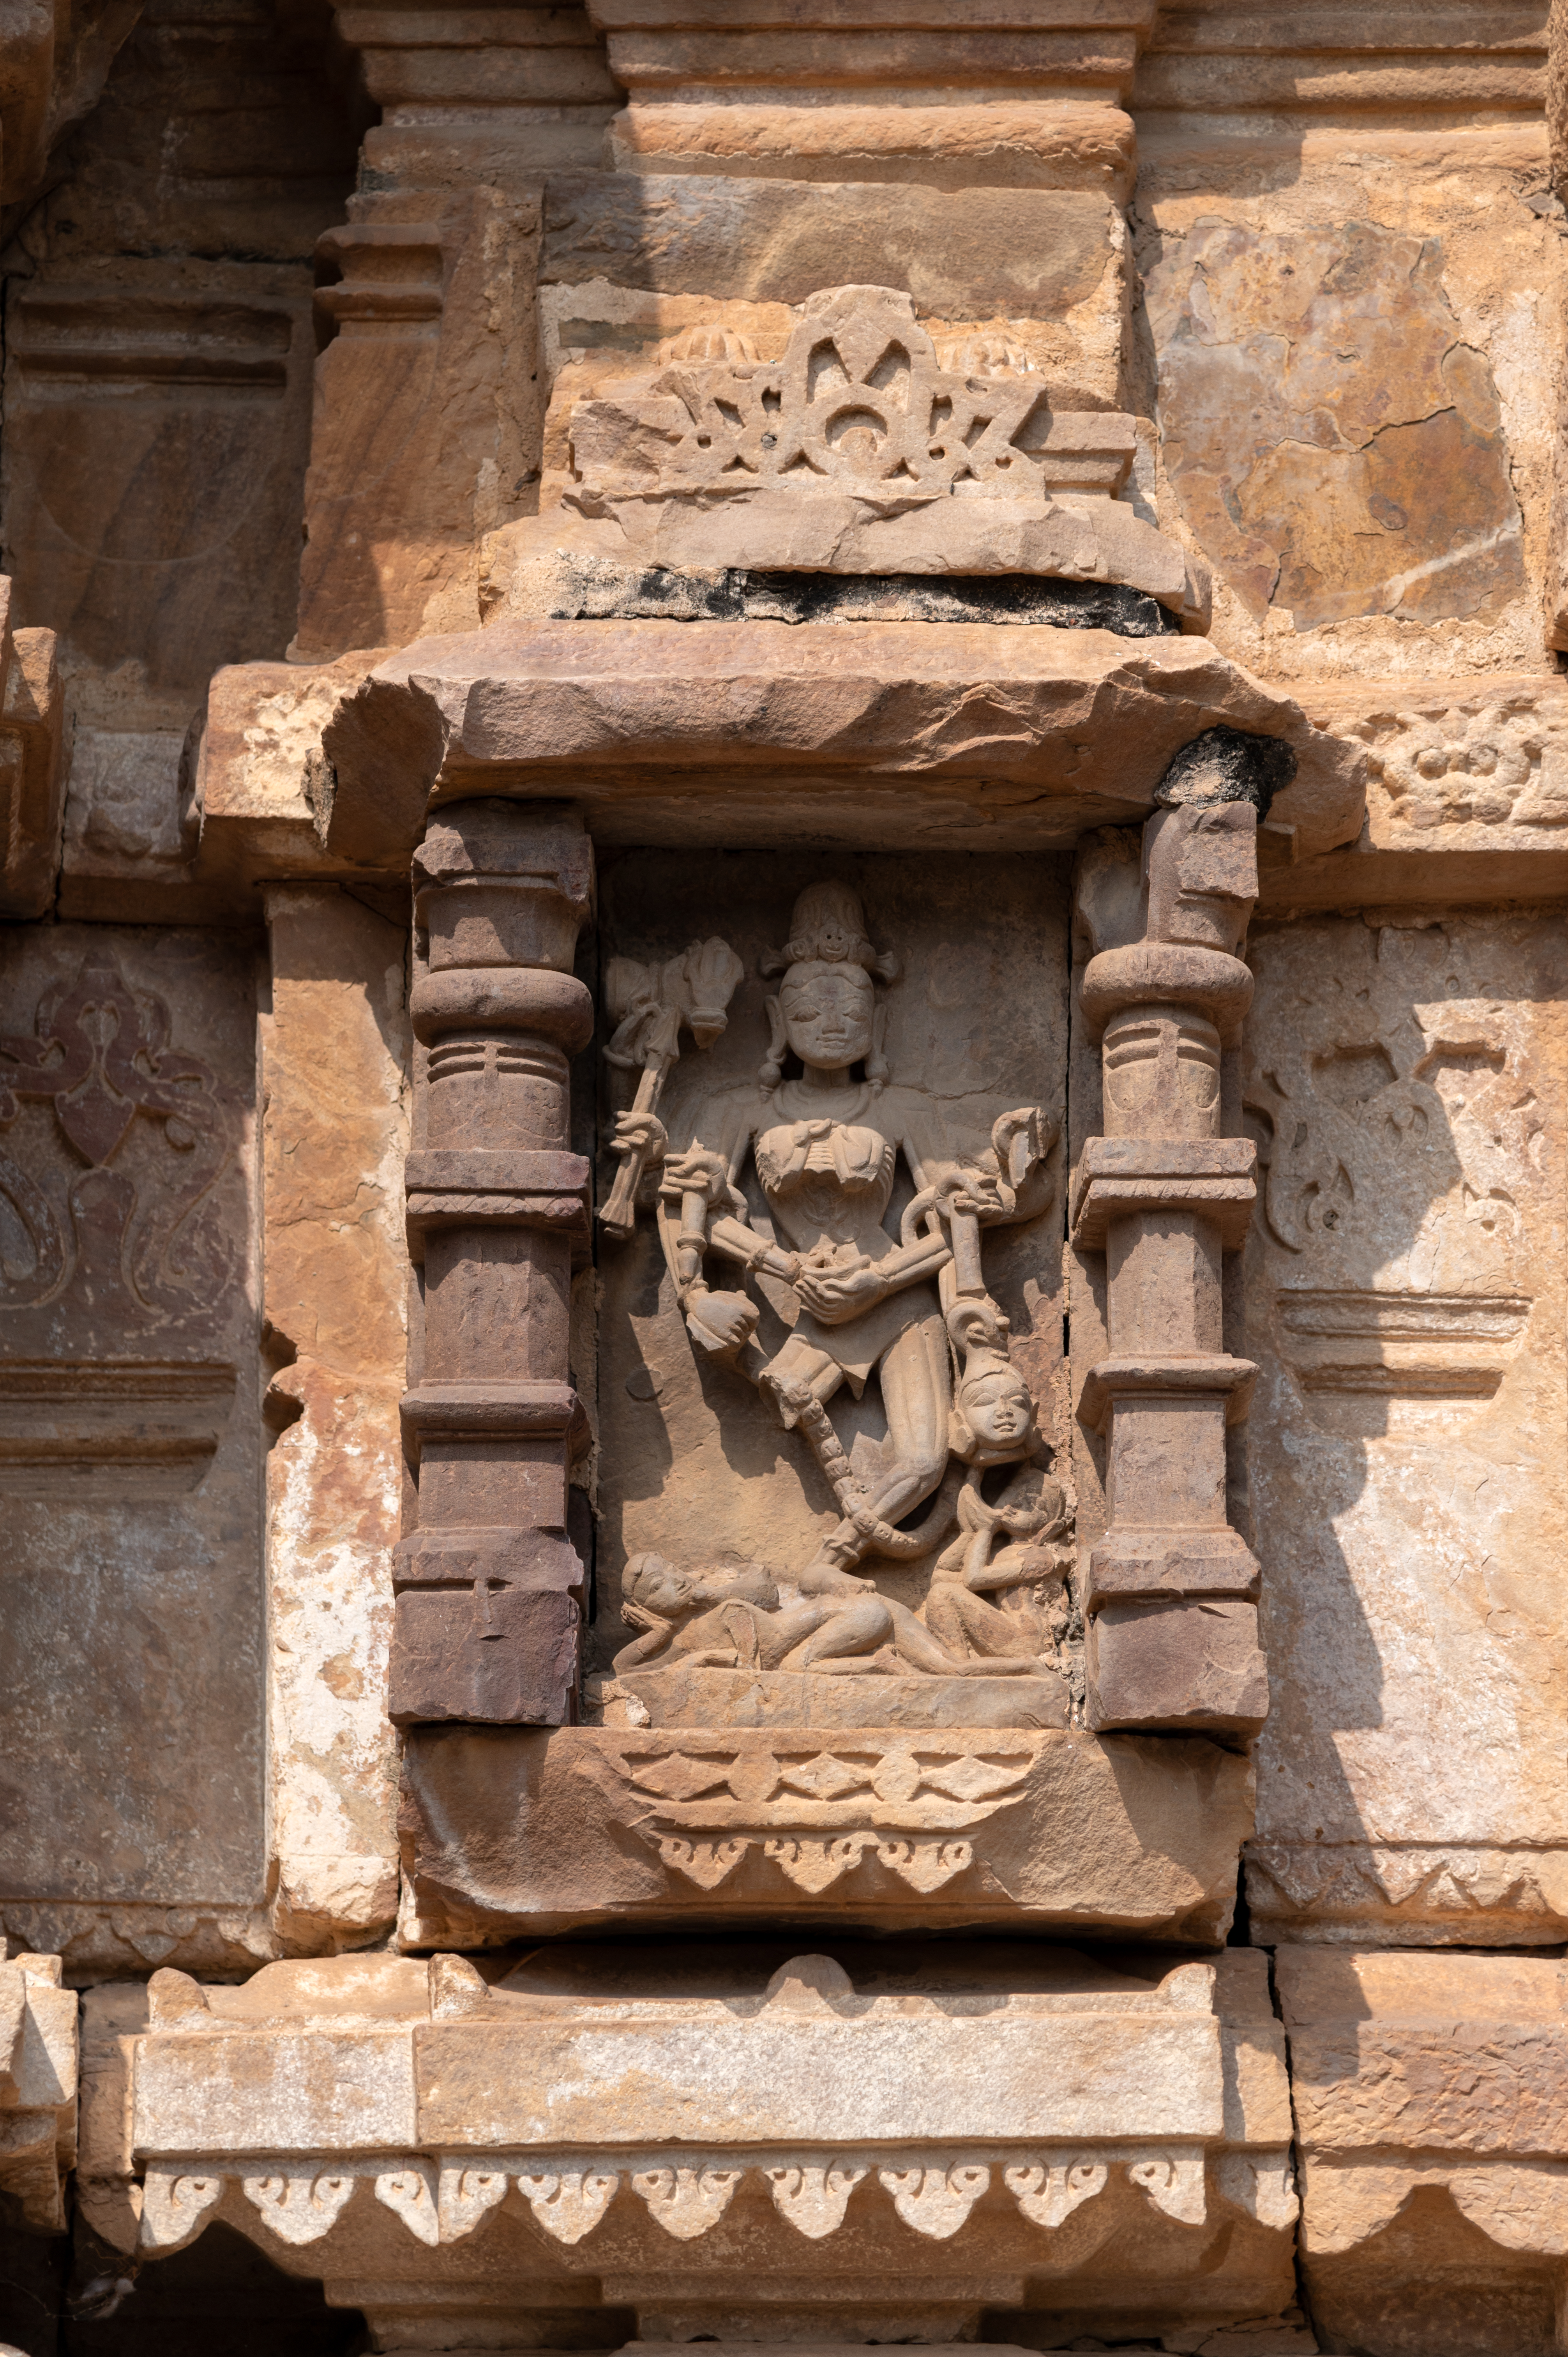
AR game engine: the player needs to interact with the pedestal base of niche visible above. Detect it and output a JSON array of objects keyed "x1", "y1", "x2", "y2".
[
  {"x1": 116, "y1": 1943, "x2": 1297, "y2": 2346},
  {"x1": 594, "y1": 1666, "x2": 1070, "y2": 1732},
  {"x1": 397, "y1": 1725, "x2": 1252, "y2": 1945}
]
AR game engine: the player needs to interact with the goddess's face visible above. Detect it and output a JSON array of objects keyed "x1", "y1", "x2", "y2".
[
  {"x1": 779, "y1": 962, "x2": 874, "y2": 1071},
  {"x1": 961, "y1": 1373, "x2": 1035, "y2": 1447}
]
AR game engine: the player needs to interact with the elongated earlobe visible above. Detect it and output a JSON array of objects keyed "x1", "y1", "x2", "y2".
[
  {"x1": 867, "y1": 1000, "x2": 890, "y2": 1095},
  {"x1": 759, "y1": 995, "x2": 788, "y2": 1095}
]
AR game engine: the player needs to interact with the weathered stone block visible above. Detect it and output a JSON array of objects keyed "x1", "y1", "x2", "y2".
[
  {"x1": 541, "y1": 174, "x2": 1124, "y2": 319},
  {"x1": 0, "y1": 926, "x2": 265, "y2": 1976},
  {"x1": 106, "y1": 1942, "x2": 1297, "y2": 2343},
  {"x1": 1241, "y1": 912, "x2": 1568, "y2": 1948},
  {"x1": 398, "y1": 1724, "x2": 1253, "y2": 1943},
  {"x1": 1279, "y1": 1947, "x2": 1568, "y2": 2355},
  {"x1": 1086, "y1": 1599, "x2": 1268, "y2": 1737},
  {"x1": 261, "y1": 887, "x2": 408, "y2": 1950}
]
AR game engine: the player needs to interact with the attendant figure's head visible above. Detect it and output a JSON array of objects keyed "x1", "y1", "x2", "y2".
[{"x1": 948, "y1": 1348, "x2": 1038, "y2": 1466}]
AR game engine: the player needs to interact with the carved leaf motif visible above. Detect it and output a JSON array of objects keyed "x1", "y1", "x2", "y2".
[
  {"x1": 242, "y1": 2171, "x2": 356, "y2": 2246},
  {"x1": 1247, "y1": 1840, "x2": 1335, "y2": 1909},
  {"x1": 763, "y1": 1834, "x2": 869, "y2": 1893},
  {"x1": 878, "y1": 2163, "x2": 991, "y2": 2239},
  {"x1": 915, "y1": 1753, "x2": 1033, "y2": 1804},
  {"x1": 374, "y1": 2164, "x2": 441, "y2": 2245},
  {"x1": 632, "y1": 2164, "x2": 742, "y2": 2240},
  {"x1": 628, "y1": 1752, "x2": 738, "y2": 1803},
  {"x1": 517, "y1": 2166, "x2": 620, "y2": 2245},
  {"x1": 1127, "y1": 2148, "x2": 1207, "y2": 2226},
  {"x1": 655, "y1": 1833, "x2": 750, "y2": 1889},
  {"x1": 572, "y1": 289, "x2": 1046, "y2": 504},
  {"x1": 139, "y1": 2170, "x2": 224, "y2": 2250},
  {"x1": 766, "y1": 2161, "x2": 868, "y2": 2239},
  {"x1": 777, "y1": 1752, "x2": 875, "y2": 1802},
  {"x1": 875, "y1": 1837, "x2": 973, "y2": 1894},
  {"x1": 1005, "y1": 2157, "x2": 1109, "y2": 2229},
  {"x1": 438, "y1": 2163, "x2": 509, "y2": 2241}
]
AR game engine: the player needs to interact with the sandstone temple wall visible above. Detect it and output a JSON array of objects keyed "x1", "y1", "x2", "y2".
[{"x1": 3, "y1": 7, "x2": 1568, "y2": 2355}]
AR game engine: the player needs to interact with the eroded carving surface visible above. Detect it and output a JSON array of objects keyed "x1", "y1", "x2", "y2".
[
  {"x1": 1243, "y1": 914, "x2": 1568, "y2": 1944},
  {"x1": 1147, "y1": 222, "x2": 1525, "y2": 632},
  {"x1": 547, "y1": 283, "x2": 1199, "y2": 606}
]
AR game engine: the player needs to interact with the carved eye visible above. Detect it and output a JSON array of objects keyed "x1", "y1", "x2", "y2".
[
  {"x1": 761, "y1": 433, "x2": 777, "y2": 450},
  {"x1": 929, "y1": 445, "x2": 945, "y2": 459},
  {"x1": 696, "y1": 433, "x2": 712, "y2": 448}
]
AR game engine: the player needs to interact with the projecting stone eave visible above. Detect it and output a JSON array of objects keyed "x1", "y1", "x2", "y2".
[
  {"x1": 98, "y1": 1945, "x2": 1301, "y2": 2342},
  {"x1": 280, "y1": 616, "x2": 1366, "y2": 872}
]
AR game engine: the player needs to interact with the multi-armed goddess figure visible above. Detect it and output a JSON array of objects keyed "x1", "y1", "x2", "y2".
[{"x1": 610, "y1": 882, "x2": 1070, "y2": 1678}]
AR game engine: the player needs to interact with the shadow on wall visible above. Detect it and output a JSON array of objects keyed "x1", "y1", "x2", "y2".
[
  {"x1": 1240, "y1": 911, "x2": 1568, "y2": 1940},
  {"x1": 0, "y1": 2213, "x2": 364, "y2": 2357}
]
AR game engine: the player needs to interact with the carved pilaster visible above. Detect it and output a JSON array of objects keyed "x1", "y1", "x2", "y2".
[
  {"x1": 1072, "y1": 735, "x2": 1288, "y2": 1736},
  {"x1": 392, "y1": 801, "x2": 593, "y2": 1727},
  {"x1": 0, "y1": 578, "x2": 64, "y2": 920}
]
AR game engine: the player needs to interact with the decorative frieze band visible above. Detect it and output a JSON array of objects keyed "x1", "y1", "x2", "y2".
[
  {"x1": 140, "y1": 2144, "x2": 1297, "y2": 2253},
  {"x1": 653, "y1": 1828, "x2": 980, "y2": 1895}
]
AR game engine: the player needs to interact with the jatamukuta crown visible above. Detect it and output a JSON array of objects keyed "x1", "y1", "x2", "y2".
[{"x1": 760, "y1": 882, "x2": 901, "y2": 982}]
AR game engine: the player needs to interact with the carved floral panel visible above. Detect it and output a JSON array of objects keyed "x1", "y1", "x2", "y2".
[
  {"x1": 1241, "y1": 912, "x2": 1568, "y2": 1942},
  {"x1": 0, "y1": 925, "x2": 263, "y2": 1949}
]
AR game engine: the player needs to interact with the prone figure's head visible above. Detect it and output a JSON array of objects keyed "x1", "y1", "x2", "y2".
[{"x1": 624, "y1": 1551, "x2": 780, "y2": 1621}]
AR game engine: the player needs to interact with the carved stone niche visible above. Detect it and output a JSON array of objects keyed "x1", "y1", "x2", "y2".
[
  {"x1": 398, "y1": 848, "x2": 1256, "y2": 1947},
  {"x1": 1070, "y1": 729, "x2": 1293, "y2": 1739}
]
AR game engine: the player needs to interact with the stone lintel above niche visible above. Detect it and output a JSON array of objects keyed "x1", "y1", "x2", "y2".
[{"x1": 200, "y1": 618, "x2": 1361, "y2": 875}]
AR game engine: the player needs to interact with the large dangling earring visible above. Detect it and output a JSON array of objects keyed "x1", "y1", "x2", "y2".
[
  {"x1": 758, "y1": 996, "x2": 788, "y2": 1096},
  {"x1": 866, "y1": 999, "x2": 890, "y2": 1096}
]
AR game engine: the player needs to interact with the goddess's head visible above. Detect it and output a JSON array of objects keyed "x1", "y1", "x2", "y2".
[
  {"x1": 777, "y1": 961, "x2": 877, "y2": 1074},
  {"x1": 759, "y1": 882, "x2": 899, "y2": 1093}
]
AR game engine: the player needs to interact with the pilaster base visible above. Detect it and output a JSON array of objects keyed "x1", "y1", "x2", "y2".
[{"x1": 1086, "y1": 1599, "x2": 1268, "y2": 1737}]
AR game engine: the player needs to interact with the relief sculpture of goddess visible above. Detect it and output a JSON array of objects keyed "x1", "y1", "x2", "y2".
[{"x1": 607, "y1": 882, "x2": 1074, "y2": 1689}]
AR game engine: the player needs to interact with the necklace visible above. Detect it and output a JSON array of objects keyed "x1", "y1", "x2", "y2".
[{"x1": 775, "y1": 1077, "x2": 872, "y2": 1124}]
